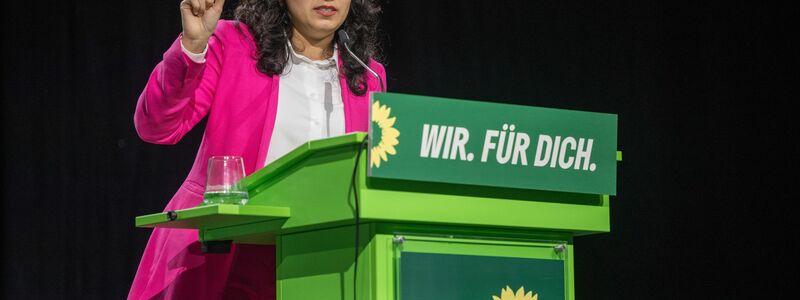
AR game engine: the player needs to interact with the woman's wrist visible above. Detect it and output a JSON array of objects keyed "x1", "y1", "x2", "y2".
[{"x1": 180, "y1": 34, "x2": 209, "y2": 54}]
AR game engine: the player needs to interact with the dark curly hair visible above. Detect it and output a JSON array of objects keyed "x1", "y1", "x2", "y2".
[{"x1": 234, "y1": 0, "x2": 382, "y2": 96}]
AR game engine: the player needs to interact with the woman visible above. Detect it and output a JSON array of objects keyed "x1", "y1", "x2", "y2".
[{"x1": 129, "y1": 0, "x2": 385, "y2": 298}]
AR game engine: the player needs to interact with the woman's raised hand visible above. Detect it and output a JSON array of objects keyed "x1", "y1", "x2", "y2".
[{"x1": 180, "y1": 0, "x2": 225, "y2": 53}]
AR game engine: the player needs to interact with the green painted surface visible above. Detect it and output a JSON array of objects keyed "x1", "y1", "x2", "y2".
[
  {"x1": 371, "y1": 230, "x2": 576, "y2": 300},
  {"x1": 143, "y1": 132, "x2": 611, "y2": 242},
  {"x1": 202, "y1": 218, "x2": 287, "y2": 245},
  {"x1": 274, "y1": 225, "x2": 574, "y2": 300},
  {"x1": 400, "y1": 253, "x2": 565, "y2": 300},
  {"x1": 389, "y1": 234, "x2": 573, "y2": 300},
  {"x1": 241, "y1": 133, "x2": 367, "y2": 194},
  {"x1": 360, "y1": 188, "x2": 609, "y2": 233},
  {"x1": 246, "y1": 144, "x2": 362, "y2": 231},
  {"x1": 276, "y1": 225, "x2": 374, "y2": 300},
  {"x1": 369, "y1": 93, "x2": 618, "y2": 195},
  {"x1": 135, "y1": 204, "x2": 289, "y2": 229}
]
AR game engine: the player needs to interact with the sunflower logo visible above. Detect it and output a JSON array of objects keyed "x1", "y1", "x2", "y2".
[
  {"x1": 370, "y1": 100, "x2": 399, "y2": 168},
  {"x1": 492, "y1": 286, "x2": 539, "y2": 300}
]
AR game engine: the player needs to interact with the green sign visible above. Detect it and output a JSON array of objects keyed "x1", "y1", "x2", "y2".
[
  {"x1": 400, "y1": 252, "x2": 565, "y2": 300},
  {"x1": 368, "y1": 93, "x2": 618, "y2": 195}
]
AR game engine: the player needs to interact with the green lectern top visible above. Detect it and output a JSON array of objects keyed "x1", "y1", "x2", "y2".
[{"x1": 137, "y1": 133, "x2": 616, "y2": 236}]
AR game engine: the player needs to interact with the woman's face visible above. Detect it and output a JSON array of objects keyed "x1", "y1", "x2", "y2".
[{"x1": 287, "y1": 0, "x2": 352, "y2": 40}]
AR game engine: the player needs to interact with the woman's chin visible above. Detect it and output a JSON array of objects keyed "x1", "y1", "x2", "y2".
[{"x1": 309, "y1": 21, "x2": 344, "y2": 35}]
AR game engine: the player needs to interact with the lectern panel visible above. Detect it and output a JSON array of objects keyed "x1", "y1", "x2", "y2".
[{"x1": 392, "y1": 236, "x2": 572, "y2": 300}]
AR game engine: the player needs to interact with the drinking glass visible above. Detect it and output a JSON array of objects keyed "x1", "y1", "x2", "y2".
[{"x1": 204, "y1": 156, "x2": 249, "y2": 205}]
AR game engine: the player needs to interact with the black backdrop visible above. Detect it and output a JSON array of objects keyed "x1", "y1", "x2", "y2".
[{"x1": 2, "y1": 1, "x2": 794, "y2": 299}]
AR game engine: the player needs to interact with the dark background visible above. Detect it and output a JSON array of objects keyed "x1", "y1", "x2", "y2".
[{"x1": 2, "y1": 0, "x2": 794, "y2": 298}]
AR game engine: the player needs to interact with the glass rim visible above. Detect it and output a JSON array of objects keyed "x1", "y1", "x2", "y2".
[{"x1": 208, "y1": 155, "x2": 244, "y2": 161}]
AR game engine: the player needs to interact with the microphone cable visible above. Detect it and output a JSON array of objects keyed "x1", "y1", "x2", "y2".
[
  {"x1": 350, "y1": 134, "x2": 369, "y2": 300},
  {"x1": 339, "y1": 28, "x2": 383, "y2": 300}
]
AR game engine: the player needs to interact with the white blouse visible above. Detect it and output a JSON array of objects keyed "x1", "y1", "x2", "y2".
[{"x1": 182, "y1": 39, "x2": 346, "y2": 167}]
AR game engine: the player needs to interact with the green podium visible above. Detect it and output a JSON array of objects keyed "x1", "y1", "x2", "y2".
[{"x1": 137, "y1": 93, "x2": 619, "y2": 300}]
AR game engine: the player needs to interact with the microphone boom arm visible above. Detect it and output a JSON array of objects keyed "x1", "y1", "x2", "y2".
[{"x1": 338, "y1": 30, "x2": 385, "y2": 92}]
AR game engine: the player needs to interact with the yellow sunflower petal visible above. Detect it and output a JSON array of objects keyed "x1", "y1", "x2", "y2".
[
  {"x1": 384, "y1": 145, "x2": 396, "y2": 155},
  {"x1": 383, "y1": 106, "x2": 392, "y2": 118},
  {"x1": 378, "y1": 148, "x2": 388, "y2": 161},
  {"x1": 382, "y1": 135, "x2": 399, "y2": 147},
  {"x1": 370, "y1": 148, "x2": 381, "y2": 168},
  {"x1": 372, "y1": 103, "x2": 389, "y2": 122},
  {"x1": 383, "y1": 127, "x2": 400, "y2": 139},
  {"x1": 516, "y1": 287, "x2": 526, "y2": 298},
  {"x1": 370, "y1": 103, "x2": 381, "y2": 122},
  {"x1": 502, "y1": 286, "x2": 515, "y2": 299},
  {"x1": 379, "y1": 116, "x2": 396, "y2": 128},
  {"x1": 371, "y1": 101, "x2": 381, "y2": 115}
]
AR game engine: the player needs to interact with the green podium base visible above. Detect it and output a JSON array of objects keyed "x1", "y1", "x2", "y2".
[{"x1": 277, "y1": 223, "x2": 574, "y2": 300}]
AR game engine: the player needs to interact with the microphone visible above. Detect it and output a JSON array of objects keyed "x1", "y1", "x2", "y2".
[
  {"x1": 324, "y1": 82, "x2": 333, "y2": 136},
  {"x1": 337, "y1": 30, "x2": 385, "y2": 92}
]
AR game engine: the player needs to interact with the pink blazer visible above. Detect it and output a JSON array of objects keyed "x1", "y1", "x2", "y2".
[{"x1": 129, "y1": 20, "x2": 386, "y2": 299}]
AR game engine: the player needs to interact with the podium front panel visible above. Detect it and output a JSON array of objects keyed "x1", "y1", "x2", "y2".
[{"x1": 395, "y1": 236, "x2": 568, "y2": 300}]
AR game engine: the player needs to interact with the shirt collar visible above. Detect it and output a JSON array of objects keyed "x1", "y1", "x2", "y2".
[{"x1": 287, "y1": 40, "x2": 338, "y2": 69}]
